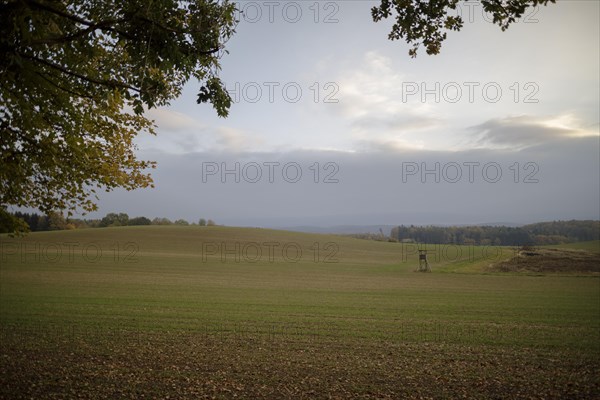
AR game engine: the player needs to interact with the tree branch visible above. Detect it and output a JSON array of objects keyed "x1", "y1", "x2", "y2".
[
  {"x1": 19, "y1": 51, "x2": 142, "y2": 94},
  {"x1": 24, "y1": 0, "x2": 222, "y2": 55},
  {"x1": 24, "y1": 0, "x2": 133, "y2": 41},
  {"x1": 25, "y1": 0, "x2": 104, "y2": 27},
  {"x1": 34, "y1": 70, "x2": 96, "y2": 100}
]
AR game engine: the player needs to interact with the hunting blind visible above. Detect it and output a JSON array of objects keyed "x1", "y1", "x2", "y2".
[{"x1": 417, "y1": 249, "x2": 431, "y2": 272}]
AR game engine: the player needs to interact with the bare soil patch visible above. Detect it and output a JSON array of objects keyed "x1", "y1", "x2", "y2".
[
  {"x1": 1, "y1": 329, "x2": 599, "y2": 399},
  {"x1": 488, "y1": 247, "x2": 600, "y2": 274}
]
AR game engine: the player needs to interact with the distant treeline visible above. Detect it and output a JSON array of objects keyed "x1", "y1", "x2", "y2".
[
  {"x1": 387, "y1": 220, "x2": 600, "y2": 246},
  {"x1": 1, "y1": 212, "x2": 216, "y2": 233}
]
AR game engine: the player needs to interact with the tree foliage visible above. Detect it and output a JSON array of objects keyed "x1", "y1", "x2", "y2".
[
  {"x1": 372, "y1": 0, "x2": 556, "y2": 57},
  {"x1": 1, "y1": 0, "x2": 237, "y2": 233}
]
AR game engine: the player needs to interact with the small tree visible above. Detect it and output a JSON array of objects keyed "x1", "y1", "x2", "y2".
[
  {"x1": 47, "y1": 212, "x2": 67, "y2": 230},
  {"x1": 207, "y1": 219, "x2": 216, "y2": 226},
  {"x1": 152, "y1": 217, "x2": 172, "y2": 226},
  {"x1": 199, "y1": 218, "x2": 207, "y2": 226},
  {"x1": 100, "y1": 212, "x2": 129, "y2": 227},
  {"x1": 129, "y1": 216, "x2": 152, "y2": 226},
  {"x1": 174, "y1": 219, "x2": 189, "y2": 226}
]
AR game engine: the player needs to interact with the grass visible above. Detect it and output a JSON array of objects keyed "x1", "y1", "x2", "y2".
[
  {"x1": 550, "y1": 240, "x2": 600, "y2": 253},
  {"x1": 1, "y1": 227, "x2": 599, "y2": 398}
]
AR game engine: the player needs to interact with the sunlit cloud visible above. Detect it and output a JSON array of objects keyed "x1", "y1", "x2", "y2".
[
  {"x1": 215, "y1": 126, "x2": 266, "y2": 153},
  {"x1": 334, "y1": 51, "x2": 442, "y2": 150},
  {"x1": 466, "y1": 114, "x2": 599, "y2": 150},
  {"x1": 147, "y1": 108, "x2": 204, "y2": 132},
  {"x1": 541, "y1": 114, "x2": 598, "y2": 137}
]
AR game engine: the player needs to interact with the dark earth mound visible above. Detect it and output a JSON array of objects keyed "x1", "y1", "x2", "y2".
[{"x1": 488, "y1": 247, "x2": 600, "y2": 274}]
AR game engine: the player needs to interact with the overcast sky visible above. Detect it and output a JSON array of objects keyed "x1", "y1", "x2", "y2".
[{"x1": 91, "y1": 0, "x2": 599, "y2": 227}]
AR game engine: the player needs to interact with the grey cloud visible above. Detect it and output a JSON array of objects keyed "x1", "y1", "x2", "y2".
[
  {"x1": 89, "y1": 137, "x2": 599, "y2": 227},
  {"x1": 467, "y1": 116, "x2": 581, "y2": 149},
  {"x1": 352, "y1": 113, "x2": 441, "y2": 132}
]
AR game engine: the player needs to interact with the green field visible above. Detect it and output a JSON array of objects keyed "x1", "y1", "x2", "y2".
[{"x1": 1, "y1": 226, "x2": 599, "y2": 398}]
